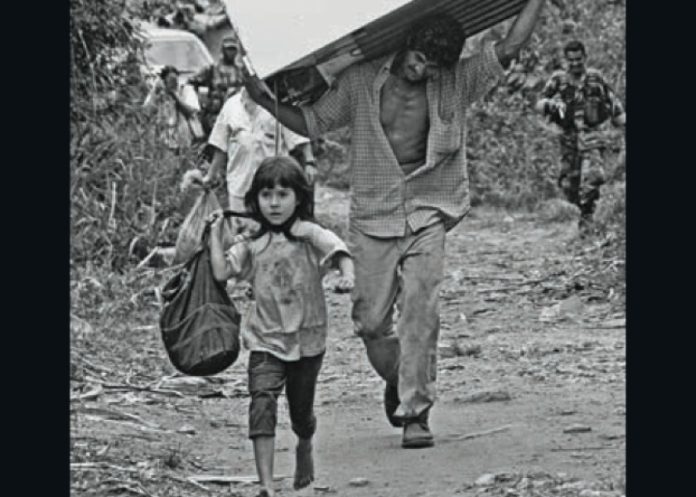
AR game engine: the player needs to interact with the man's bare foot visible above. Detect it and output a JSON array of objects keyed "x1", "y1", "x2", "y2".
[{"x1": 293, "y1": 438, "x2": 314, "y2": 490}]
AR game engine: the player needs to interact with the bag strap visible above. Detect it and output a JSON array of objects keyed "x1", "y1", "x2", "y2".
[
  {"x1": 199, "y1": 209, "x2": 253, "y2": 243},
  {"x1": 222, "y1": 209, "x2": 253, "y2": 219}
]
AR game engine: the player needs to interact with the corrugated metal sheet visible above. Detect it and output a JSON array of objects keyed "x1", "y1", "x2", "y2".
[
  {"x1": 352, "y1": 0, "x2": 527, "y2": 59},
  {"x1": 266, "y1": 0, "x2": 528, "y2": 104}
]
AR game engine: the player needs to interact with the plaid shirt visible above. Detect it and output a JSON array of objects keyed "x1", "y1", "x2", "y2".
[{"x1": 301, "y1": 42, "x2": 504, "y2": 236}]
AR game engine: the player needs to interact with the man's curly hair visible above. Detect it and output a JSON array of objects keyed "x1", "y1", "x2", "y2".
[{"x1": 405, "y1": 14, "x2": 467, "y2": 68}]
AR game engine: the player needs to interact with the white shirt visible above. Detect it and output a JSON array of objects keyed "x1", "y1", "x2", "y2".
[
  {"x1": 143, "y1": 82, "x2": 200, "y2": 150},
  {"x1": 208, "y1": 92, "x2": 309, "y2": 211}
]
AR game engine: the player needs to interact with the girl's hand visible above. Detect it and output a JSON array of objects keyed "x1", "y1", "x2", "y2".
[
  {"x1": 333, "y1": 273, "x2": 354, "y2": 294},
  {"x1": 207, "y1": 209, "x2": 224, "y2": 235}
]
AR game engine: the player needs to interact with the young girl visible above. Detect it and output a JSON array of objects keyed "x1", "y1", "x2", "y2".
[{"x1": 208, "y1": 156, "x2": 354, "y2": 497}]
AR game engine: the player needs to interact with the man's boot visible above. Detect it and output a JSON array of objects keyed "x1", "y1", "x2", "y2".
[
  {"x1": 401, "y1": 409, "x2": 433, "y2": 448},
  {"x1": 384, "y1": 382, "x2": 403, "y2": 427}
]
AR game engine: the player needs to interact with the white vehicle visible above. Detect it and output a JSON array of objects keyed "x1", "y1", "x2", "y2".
[{"x1": 141, "y1": 24, "x2": 215, "y2": 85}]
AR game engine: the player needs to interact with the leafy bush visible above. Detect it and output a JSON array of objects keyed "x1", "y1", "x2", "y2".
[
  {"x1": 537, "y1": 198, "x2": 581, "y2": 223},
  {"x1": 594, "y1": 181, "x2": 625, "y2": 240},
  {"x1": 71, "y1": 0, "x2": 201, "y2": 271},
  {"x1": 70, "y1": 0, "x2": 625, "y2": 272}
]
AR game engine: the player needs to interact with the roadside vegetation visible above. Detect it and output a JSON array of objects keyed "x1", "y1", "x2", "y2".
[
  {"x1": 71, "y1": 2, "x2": 625, "y2": 494},
  {"x1": 70, "y1": 0, "x2": 625, "y2": 354}
]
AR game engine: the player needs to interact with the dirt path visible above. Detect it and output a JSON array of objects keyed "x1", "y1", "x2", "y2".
[{"x1": 71, "y1": 188, "x2": 625, "y2": 497}]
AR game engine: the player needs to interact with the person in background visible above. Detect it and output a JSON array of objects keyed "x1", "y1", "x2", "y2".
[
  {"x1": 536, "y1": 40, "x2": 626, "y2": 231},
  {"x1": 143, "y1": 65, "x2": 201, "y2": 156},
  {"x1": 203, "y1": 88, "x2": 317, "y2": 234},
  {"x1": 188, "y1": 36, "x2": 245, "y2": 135}
]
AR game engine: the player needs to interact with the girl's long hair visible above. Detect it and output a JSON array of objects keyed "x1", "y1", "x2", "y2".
[{"x1": 244, "y1": 155, "x2": 314, "y2": 241}]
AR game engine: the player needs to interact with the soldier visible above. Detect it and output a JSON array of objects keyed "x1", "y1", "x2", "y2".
[
  {"x1": 536, "y1": 40, "x2": 626, "y2": 230},
  {"x1": 188, "y1": 35, "x2": 245, "y2": 136}
]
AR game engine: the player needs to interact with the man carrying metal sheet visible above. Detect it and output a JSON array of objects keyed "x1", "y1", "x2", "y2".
[{"x1": 243, "y1": 0, "x2": 547, "y2": 449}]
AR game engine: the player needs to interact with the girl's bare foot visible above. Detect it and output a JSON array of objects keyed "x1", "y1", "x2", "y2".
[
  {"x1": 293, "y1": 438, "x2": 314, "y2": 490},
  {"x1": 256, "y1": 488, "x2": 274, "y2": 497}
]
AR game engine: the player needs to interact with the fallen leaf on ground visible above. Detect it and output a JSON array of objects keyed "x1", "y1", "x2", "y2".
[
  {"x1": 475, "y1": 473, "x2": 497, "y2": 486},
  {"x1": 456, "y1": 389, "x2": 511, "y2": 403},
  {"x1": 563, "y1": 424, "x2": 592, "y2": 434},
  {"x1": 349, "y1": 477, "x2": 370, "y2": 487}
]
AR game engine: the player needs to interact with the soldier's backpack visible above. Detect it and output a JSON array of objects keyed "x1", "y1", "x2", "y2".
[
  {"x1": 159, "y1": 220, "x2": 243, "y2": 376},
  {"x1": 582, "y1": 71, "x2": 613, "y2": 127}
]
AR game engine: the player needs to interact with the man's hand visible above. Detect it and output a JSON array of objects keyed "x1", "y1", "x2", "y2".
[
  {"x1": 547, "y1": 100, "x2": 566, "y2": 119},
  {"x1": 304, "y1": 164, "x2": 318, "y2": 185},
  {"x1": 241, "y1": 64, "x2": 270, "y2": 104},
  {"x1": 180, "y1": 169, "x2": 205, "y2": 192},
  {"x1": 333, "y1": 273, "x2": 354, "y2": 293},
  {"x1": 202, "y1": 170, "x2": 218, "y2": 188}
]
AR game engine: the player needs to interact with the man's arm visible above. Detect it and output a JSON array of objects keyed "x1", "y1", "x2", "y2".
[
  {"x1": 142, "y1": 80, "x2": 162, "y2": 109},
  {"x1": 169, "y1": 85, "x2": 200, "y2": 119},
  {"x1": 188, "y1": 64, "x2": 213, "y2": 88},
  {"x1": 295, "y1": 142, "x2": 318, "y2": 184},
  {"x1": 203, "y1": 100, "x2": 233, "y2": 184},
  {"x1": 243, "y1": 64, "x2": 354, "y2": 139},
  {"x1": 606, "y1": 85, "x2": 626, "y2": 128},
  {"x1": 170, "y1": 92, "x2": 197, "y2": 118},
  {"x1": 535, "y1": 72, "x2": 562, "y2": 115},
  {"x1": 243, "y1": 74, "x2": 309, "y2": 136},
  {"x1": 204, "y1": 146, "x2": 227, "y2": 185},
  {"x1": 495, "y1": 0, "x2": 546, "y2": 69}
]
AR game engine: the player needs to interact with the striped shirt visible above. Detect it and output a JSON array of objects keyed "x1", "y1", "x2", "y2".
[{"x1": 301, "y1": 42, "x2": 504, "y2": 236}]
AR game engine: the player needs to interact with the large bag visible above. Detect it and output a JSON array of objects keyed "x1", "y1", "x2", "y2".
[
  {"x1": 159, "y1": 230, "x2": 241, "y2": 376},
  {"x1": 173, "y1": 188, "x2": 232, "y2": 265}
]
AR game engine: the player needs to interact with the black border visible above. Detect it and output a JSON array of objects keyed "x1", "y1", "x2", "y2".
[
  {"x1": 10, "y1": 1, "x2": 70, "y2": 495},
  {"x1": 27, "y1": 1, "x2": 688, "y2": 496}
]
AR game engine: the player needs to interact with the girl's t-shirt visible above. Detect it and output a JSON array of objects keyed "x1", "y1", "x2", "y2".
[{"x1": 225, "y1": 220, "x2": 350, "y2": 361}]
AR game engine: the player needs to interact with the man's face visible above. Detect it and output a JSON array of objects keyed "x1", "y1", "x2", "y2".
[
  {"x1": 401, "y1": 50, "x2": 439, "y2": 83},
  {"x1": 209, "y1": 97, "x2": 222, "y2": 113},
  {"x1": 222, "y1": 46, "x2": 238, "y2": 64},
  {"x1": 565, "y1": 50, "x2": 586, "y2": 77},
  {"x1": 163, "y1": 72, "x2": 178, "y2": 92}
]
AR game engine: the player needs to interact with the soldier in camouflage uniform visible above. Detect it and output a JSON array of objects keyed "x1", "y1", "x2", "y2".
[
  {"x1": 536, "y1": 40, "x2": 625, "y2": 229},
  {"x1": 188, "y1": 36, "x2": 244, "y2": 136}
]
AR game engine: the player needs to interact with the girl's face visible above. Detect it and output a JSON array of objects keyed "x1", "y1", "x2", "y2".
[{"x1": 258, "y1": 184, "x2": 298, "y2": 226}]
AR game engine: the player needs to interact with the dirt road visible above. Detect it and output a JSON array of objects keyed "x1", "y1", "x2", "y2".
[{"x1": 71, "y1": 187, "x2": 625, "y2": 497}]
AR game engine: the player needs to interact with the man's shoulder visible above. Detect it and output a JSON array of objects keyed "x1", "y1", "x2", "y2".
[
  {"x1": 585, "y1": 67, "x2": 607, "y2": 81},
  {"x1": 220, "y1": 93, "x2": 243, "y2": 112},
  {"x1": 340, "y1": 55, "x2": 387, "y2": 80}
]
